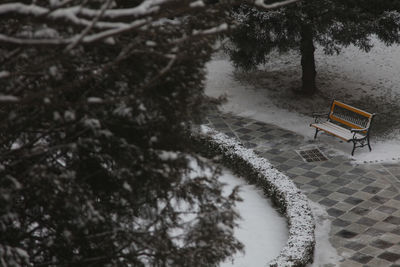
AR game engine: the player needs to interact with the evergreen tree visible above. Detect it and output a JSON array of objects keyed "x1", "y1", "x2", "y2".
[
  {"x1": 0, "y1": 0, "x2": 299, "y2": 266},
  {"x1": 228, "y1": 0, "x2": 400, "y2": 95},
  {"x1": 0, "y1": 1, "x2": 242, "y2": 266}
]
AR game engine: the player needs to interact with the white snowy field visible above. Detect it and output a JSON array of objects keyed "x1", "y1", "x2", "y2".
[
  {"x1": 187, "y1": 158, "x2": 289, "y2": 266},
  {"x1": 216, "y1": 167, "x2": 341, "y2": 267},
  {"x1": 218, "y1": 169, "x2": 288, "y2": 267},
  {"x1": 205, "y1": 38, "x2": 400, "y2": 164}
]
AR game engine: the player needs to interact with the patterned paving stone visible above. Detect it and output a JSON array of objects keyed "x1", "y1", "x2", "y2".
[
  {"x1": 337, "y1": 187, "x2": 357, "y2": 195},
  {"x1": 377, "y1": 205, "x2": 398, "y2": 214},
  {"x1": 206, "y1": 112, "x2": 400, "y2": 267},
  {"x1": 357, "y1": 217, "x2": 378, "y2": 227},
  {"x1": 350, "y1": 252, "x2": 374, "y2": 264},
  {"x1": 378, "y1": 251, "x2": 400, "y2": 262},
  {"x1": 370, "y1": 239, "x2": 394, "y2": 249}
]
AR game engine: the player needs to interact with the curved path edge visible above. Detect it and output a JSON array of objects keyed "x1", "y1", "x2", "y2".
[{"x1": 193, "y1": 125, "x2": 316, "y2": 267}]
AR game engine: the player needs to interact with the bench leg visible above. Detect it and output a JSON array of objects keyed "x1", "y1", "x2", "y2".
[
  {"x1": 367, "y1": 136, "x2": 372, "y2": 152},
  {"x1": 351, "y1": 141, "x2": 356, "y2": 156},
  {"x1": 314, "y1": 128, "x2": 319, "y2": 139}
]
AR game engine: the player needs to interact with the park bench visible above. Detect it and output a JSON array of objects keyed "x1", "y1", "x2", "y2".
[{"x1": 310, "y1": 100, "x2": 375, "y2": 156}]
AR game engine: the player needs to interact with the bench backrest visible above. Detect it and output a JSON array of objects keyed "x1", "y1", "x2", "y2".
[{"x1": 329, "y1": 100, "x2": 374, "y2": 131}]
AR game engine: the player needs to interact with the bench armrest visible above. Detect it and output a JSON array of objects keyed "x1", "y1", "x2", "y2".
[
  {"x1": 351, "y1": 127, "x2": 369, "y2": 133},
  {"x1": 312, "y1": 112, "x2": 329, "y2": 117},
  {"x1": 312, "y1": 112, "x2": 329, "y2": 123}
]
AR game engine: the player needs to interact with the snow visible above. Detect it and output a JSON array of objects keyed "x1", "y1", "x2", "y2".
[
  {"x1": 307, "y1": 202, "x2": 342, "y2": 267},
  {"x1": 87, "y1": 97, "x2": 103, "y2": 103},
  {"x1": 0, "y1": 71, "x2": 10, "y2": 78},
  {"x1": 205, "y1": 38, "x2": 400, "y2": 164},
  {"x1": 180, "y1": 157, "x2": 288, "y2": 267},
  {"x1": 198, "y1": 126, "x2": 315, "y2": 266},
  {"x1": 204, "y1": 37, "x2": 400, "y2": 266},
  {"x1": 218, "y1": 169, "x2": 288, "y2": 267},
  {"x1": 0, "y1": 95, "x2": 19, "y2": 102}
]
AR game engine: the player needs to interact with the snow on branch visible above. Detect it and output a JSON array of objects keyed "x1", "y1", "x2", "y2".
[
  {"x1": 0, "y1": 95, "x2": 20, "y2": 103},
  {"x1": 0, "y1": 0, "x2": 299, "y2": 47},
  {"x1": 251, "y1": 0, "x2": 300, "y2": 10}
]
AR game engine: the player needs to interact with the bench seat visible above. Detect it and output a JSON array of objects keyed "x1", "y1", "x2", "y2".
[{"x1": 310, "y1": 121, "x2": 365, "y2": 141}]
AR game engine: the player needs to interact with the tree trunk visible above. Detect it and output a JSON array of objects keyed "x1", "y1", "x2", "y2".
[{"x1": 300, "y1": 24, "x2": 317, "y2": 95}]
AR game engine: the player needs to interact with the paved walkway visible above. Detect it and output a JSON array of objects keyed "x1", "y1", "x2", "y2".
[{"x1": 206, "y1": 112, "x2": 400, "y2": 267}]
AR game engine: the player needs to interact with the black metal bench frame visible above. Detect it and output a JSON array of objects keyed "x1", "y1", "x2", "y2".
[{"x1": 310, "y1": 100, "x2": 375, "y2": 156}]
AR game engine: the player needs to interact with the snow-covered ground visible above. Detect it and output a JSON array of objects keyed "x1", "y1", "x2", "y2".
[
  {"x1": 187, "y1": 157, "x2": 289, "y2": 266},
  {"x1": 205, "y1": 38, "x2": 400, "y2": 164},
  {"x1": 205, "y1": 38, "x2": 400, "y2": 266},
  {"x1": 218, "y1": 169, "x2": 288, "y2": 267}
]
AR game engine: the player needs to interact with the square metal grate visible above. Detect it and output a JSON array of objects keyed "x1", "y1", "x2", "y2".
[{"x1": 297, "y1": 147, "x2": 328, "y2": 162}]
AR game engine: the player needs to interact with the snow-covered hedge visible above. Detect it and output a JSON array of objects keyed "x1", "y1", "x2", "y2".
[{"x1": 193, "y1": 125, "x2": 315, "y2": 267}]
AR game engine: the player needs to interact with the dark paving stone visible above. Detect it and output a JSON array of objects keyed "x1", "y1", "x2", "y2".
[
  {"x1": 337, "y1": 187, "x2": 357, "y2": 195},
  {"x1": 244, "y1": 142, "x2": 257, "y2": 148},
  {"x1": 362, "y1": 186, "x2": 383, "y2": 194},
  {"x1": 271, "y1": 156, "x2": 288, "y2": 163},
  {"x1": 350, "y1": 206, "x2": 370, "y2": 216},
  {"x1": 357, "y1": 217, "x2": 378, "y2": 227},
  {"x1": 378, "y1": 252, "x2": 400, "y2": 262},
  {"x1": 391, "y1": 227, "x2": 400, "y2": 235},
  {"x1": 308, "y1": 180, "x2": 326, "y2": 187},
  {"x1": 281, "y1": 133, "x2": 295, "y2": 138},
  {"x1": 239, "y1": 134, "x2": 252, "y2": 141},
  {"x1": 304, "y1": 171, "x2": 320, "y2": 178},
  {"x1": 277, "y1": 164, "x2": 292, "y2": 171},
  {"x1": 370, "y1": 195, "x2": 389, "y2": 204},
  {"x1": 326, "y1": 169, "x2": 342, "y2": 177},
  {"x1": 319, "y1": 198, "x2": 338, "y2": 207},
  {"x1": 267, "y1": 148, "x2": 281, "y2": 155},
  {"x1": 364, "y1": 228, "x2": 385, "y2": 237},
  {"x1": 377, "y1": 205, "x2": 397, "y2": 214},
  {"x1": 260, "y1": 133, "x2": 274, "y2": 140},
  {"x1": 342, "y1": 173, "x2": 359, "y2": 179},
  {"x1": 358, "y1": 177, "x2": 375, "y2": 185},
  {"x1": 344, "y1": 241, "x2": 366, "y2": 251},
  {"x1": 297, "y1": 163, "x2": 315, "y2": 170},
  {"x1": 384, "y1": 216, "x2": 400, "y2": 225},
  {"x1": 332, "y1": 178, "x2": 351, "y2": 186},
  {"x1": 394, "y1": 194, "x2": 400, "y2": 201},
  {"x1": 257, "y1": 127, "x2": 273, "y2": 133},
  {"x1": 236, "y1": 127, "x2": 252, "y2": 134},
  {"x1": 233, "y1": 121, "x2": 246, "y2": 126},
  {"x1": 336, "y1": 229, "x2": 358, "y2": 239},
  {"x1": 370, "y1": 239, "x2": 394, "y2": 249},
  {"x1": 287, "y1": 173, "x2": 299, "y2": 179},
  {"x1": 332, "y1": 218, "x2": 351, "y2": 227},
  {"x1": 321, "y1": 161, "x2": 340, "y2": 168},
  {"x1": 327, "y1": 207, "x2": 345, "y2": 217},
  {"x1": 350, "y1": 252, "x2": 373, "y2": 264},
  {"x1": 313, "y1": 188, "x2": 333, "y2": 197},
  {"x1": 344, "y1": 196, "x2": 364, "y2": 205},
  {"x1": 349, "y1": 167, "x2": 367, "y2": 175},
  {"x1": 213, "y1": 123, "x2": 229, "y2": 129}
]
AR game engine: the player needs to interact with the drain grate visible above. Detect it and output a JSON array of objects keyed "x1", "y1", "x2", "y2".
[{"x1": 297, "y1": 148, "x2": 328, "y2": 162}]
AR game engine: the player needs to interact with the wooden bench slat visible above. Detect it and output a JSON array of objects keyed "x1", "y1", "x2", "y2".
[
  {"x1": 311, "y1": 122, "x2": 364, "y2": 141},
  {"x1": 332, "y1": 100, "x2": 373, "y2": 118}
]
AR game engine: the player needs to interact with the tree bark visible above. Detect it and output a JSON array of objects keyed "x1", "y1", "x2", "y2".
[{"x1": 300, "y1": 24, "x2": 317, "y2": 95}]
